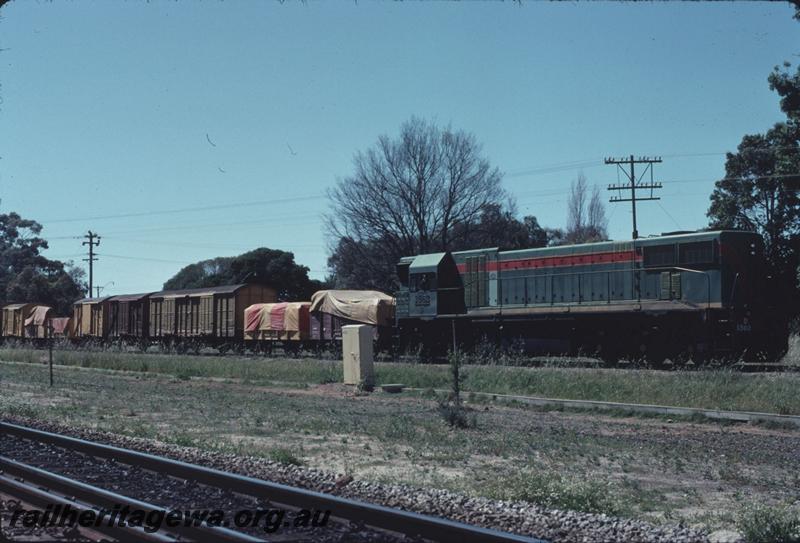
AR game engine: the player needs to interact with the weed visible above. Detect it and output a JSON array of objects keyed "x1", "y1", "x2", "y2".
[
  {"x1": 485, "y1": 470, "x2": 626, "y2": 516},
  {"x1": 268, "y1": 448, "x2": 304, "y2": 466},
  {"x1": 737, "y1": 503, "x2": 800, "y2": 543},
  {"x1": 437, "y1": 402, "x2": 477, "y2": 429}
]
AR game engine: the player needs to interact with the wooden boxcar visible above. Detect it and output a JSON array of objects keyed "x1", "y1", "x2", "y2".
[
  {"x1": 108, "y1": 293, "x2": 151, "y2": 341},
  {"x1": 149, "y1": 283, "x2": 276, "y2": 344},
  {"x1": 2, "y1": 303, "x2": 35, "y2": 338},
  {"x1": 72, "y1": 297, "x2": 112, "y2": 339}
]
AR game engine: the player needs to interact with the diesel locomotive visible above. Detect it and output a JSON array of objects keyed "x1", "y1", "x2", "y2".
[{"x1": 395, "y1": 230, "x2": 787, "y2": 363}]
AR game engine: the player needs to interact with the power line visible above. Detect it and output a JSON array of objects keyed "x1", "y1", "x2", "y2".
[
  {"x1": 103, "y1": 237, "x2": 326, "y2": 251},
  {"x1": 93, "y1": 216, "x2": 323, "y2": 237},
  {"x1": 43, "y1": 194, "x2": 326, "y2": 224},
  {"x1": 656, "y1": 201, "x2": 683, "y2": 231},
  {"x1": 99, "y1": 254, "x2": 192, "y2": 265}
]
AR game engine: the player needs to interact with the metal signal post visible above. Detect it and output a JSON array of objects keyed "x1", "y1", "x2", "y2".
[
  {"x1": 605, "y1": 155, "x2": 663, "y2": 240},
  {"x1": 82, "y1": 230, "x2": 101, "y2": 298}
]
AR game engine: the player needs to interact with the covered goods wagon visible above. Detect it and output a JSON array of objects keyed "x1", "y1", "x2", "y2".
[
  {"x1": 72, "y1": 297, "x2": 112, "y2": 339},
  {"x1": 2, "y1": 303, "x2": 34, "y2": 337},
  {"x1": 108, "y1": 293, "x2": 151, "y2": 341},
  {"x1": 149, "y1": 283, "x2": 276, "y2": 344}
]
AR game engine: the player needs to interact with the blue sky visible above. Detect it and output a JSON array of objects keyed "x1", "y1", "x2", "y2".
[{"x1": 0, "y1": 1, "x2": 797, "y2": 295}]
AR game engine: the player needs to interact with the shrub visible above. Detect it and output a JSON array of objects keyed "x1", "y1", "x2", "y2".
[
  {"x1": 268, "y1": 448, "x2": 304, "y2": 466},
  {"x1": 437, "y1": 402, "x2": 477, "y2": 429},
  {"x1": 737, "y1": 504, "x2": 800, "y2": 543}
]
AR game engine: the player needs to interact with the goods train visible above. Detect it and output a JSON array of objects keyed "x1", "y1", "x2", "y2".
[
  {"x1": 0, "y1": 286, "x2": 395, "y2": 354},
  {"x1": 0, "y1": 229, "x2": 789, "y2": 363},
  {"x1": 396, "y1": 230, "x2": 788, "y2": 363}
]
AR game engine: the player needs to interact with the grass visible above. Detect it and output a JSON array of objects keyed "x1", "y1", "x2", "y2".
[
  {"x1": 1, "y1": 359, "x2": 799, "y2": 531},
  {"x1": 737, "y1": 504, "x2": 800, "y2": 543},
  {"x1": 484, "y1": 470, "x2": 626, "y2": 516},
  {"x1": 3, "y1": 346, "x2": 800, "y2": 415}
]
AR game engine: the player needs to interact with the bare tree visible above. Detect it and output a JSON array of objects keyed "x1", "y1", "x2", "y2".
[
  {"x1": 587, "y1": 184, "x2": 609, "y2": 238},
  {"x1": 567, "y1": 173, "x2": 588, "y2": 237},
  {"x1": 563, "y1": 172, "x2": 608, "y2": 244},
  {"x1": 326, "y1": 117, "x2": 503, "y2": 290}
]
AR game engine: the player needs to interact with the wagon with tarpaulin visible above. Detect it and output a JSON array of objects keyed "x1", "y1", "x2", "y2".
[
  {"x1": 309, "y1": 290, "x2": 395, "y2": 351},
  {"x1": 244, "y1": 301, "x2": 311, "y2": 354}
]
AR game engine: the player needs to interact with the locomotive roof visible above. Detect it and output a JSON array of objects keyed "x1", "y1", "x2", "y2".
[
  {"x1": 409, "y1": 252, "x2": 447, "y2": 272},
  {"x1": 476, "y1": 229, "x2": 759, "y2": 259}
]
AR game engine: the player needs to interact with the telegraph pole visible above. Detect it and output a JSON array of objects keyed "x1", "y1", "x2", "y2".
[
  {"x1": 95, "y1": 281, "x2": 114, "y2": 298},
  {"x1": 82, "y1": 231, "x2": 101, "y2": 298},
  {"x1": 605, "y1": 155, "x2": 663, "y2": 239}
]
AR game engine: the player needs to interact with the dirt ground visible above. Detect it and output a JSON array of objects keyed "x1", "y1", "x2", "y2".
[{"x1": 1, "y1": 360, "x2": 798, "y2": 532}]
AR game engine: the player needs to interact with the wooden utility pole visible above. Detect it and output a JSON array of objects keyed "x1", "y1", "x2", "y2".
[
  {"x1": 48, "y1": 323, "x2": 54, "y2": 388},
  {"x1": 82, "y1": 231, "x2": 100, "y2": 298},
  {"x1": 605, "y1": 156, "x2": 662, "y2": 240}
]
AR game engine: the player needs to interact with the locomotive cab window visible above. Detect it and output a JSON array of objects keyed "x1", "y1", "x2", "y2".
[
  {"x1": 396, "y1": 263, "x2": 410, "y2": 286},
  {"x1": 679, "y1": 241, "x2": 716, "y2": 266},
  {"x1": 643, "y1": 244, "x2": 676, "y2": 267},
  {"x1": 411, "y1": 273, "x2": 437, "y2": 292}
]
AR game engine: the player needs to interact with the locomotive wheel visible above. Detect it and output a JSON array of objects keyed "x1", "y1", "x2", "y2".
[{"x1": 596, "y1": 344, "x2": 621, "y2": 366}]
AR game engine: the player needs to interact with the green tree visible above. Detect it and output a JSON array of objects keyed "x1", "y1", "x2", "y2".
[
  {"x1": 449, "y1": 203, "x2": 550, "y2": 252},
  {"x1": 0, "y1": 212, "x2": 85, "y2": 314},
  {"x1": 163, "y1": 248, "x2": 325, "y2": 301},
  {"x1": 708, "y1": 18, "x2": 800, "y2": 321}
]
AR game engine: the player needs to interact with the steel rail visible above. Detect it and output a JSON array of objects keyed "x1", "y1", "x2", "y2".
[
  {"x1": 0, "y1": 421, "x2": 545, "y2": 543},
  {"x1": 0, "y1": 473, "x2": 174, "y2": 543},
  {"x1": 0, "y1": 455, "x2": 262, "y2": 542}
]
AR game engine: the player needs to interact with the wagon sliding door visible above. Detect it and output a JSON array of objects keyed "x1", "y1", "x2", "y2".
[
  {"x1": 214, "y1": 295, "x2": 236, "y2": 339},
  {"x1": 176, "y1": 297, "x2": 202, "y2": 337},
  {"x1": 199, "y1": 295, "x2": 214, "y2": 336}
]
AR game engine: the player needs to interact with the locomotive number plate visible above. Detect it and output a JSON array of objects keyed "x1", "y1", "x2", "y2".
[{"x1": 414, "y1": 294, "x2": 432, "y2": 306}]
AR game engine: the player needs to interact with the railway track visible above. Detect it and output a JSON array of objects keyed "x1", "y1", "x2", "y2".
[
  {"x1": 408, "y1": 388, "x2": 800, "y2": 428},
  {"x1": 0, "y1": 421, "x2": 543, "y2": 543}
]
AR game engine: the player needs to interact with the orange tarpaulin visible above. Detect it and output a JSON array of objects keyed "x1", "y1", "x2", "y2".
[
  {"x1": 245, "y1": 304, "x2": 263, "y2": 333},
  {"x1": 50, "y1": 317, "x2": 72, "y2": 335},
  {"x1": 309, "y1": 290, "x2": 395, "y2": 327},
  {"x1": 24, "y1": 306, "x2": 52, "y2": 327},
  {"x1": 244, "y1": 302, "x2": 310, "y2": 340}
]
